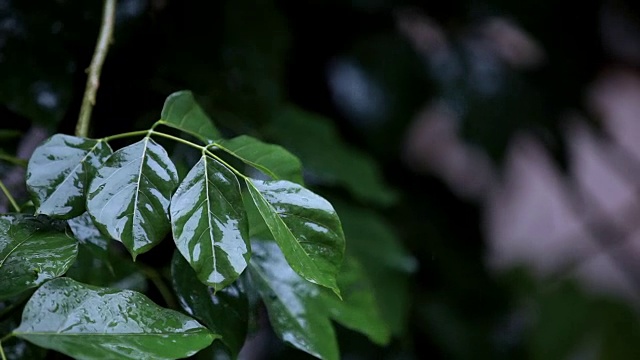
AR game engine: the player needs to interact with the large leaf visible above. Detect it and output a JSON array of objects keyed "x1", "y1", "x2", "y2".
[
  {"x1": 14, "y1": 278, "x2": 215, "y2": 359},
  {"x1": 160, "y1": 91, "x2": 221, "y2": 143},
  {"x1": 86, "y1": 137, "x2": 179, "y2": 259},
  {"x1": 272, "y1": 106, "x2": 398, "y2": 206},
  {"x1": 26, "y1": 134, "x2": 112, "y2": 219},
  {"x1": 319, "y1": 257, "x2": 390, "y2": 345},
  {"x1": 249, "y1": 239, "x2": 338, "y2": 360},
  {"x1": 245, "y1": 179, "x2": 344, "y2": 295},
  {"x1": 170, "y1": 155, "x2": 249, "y2": 290},
  {"x1": 214, "y1": 135, "x2": 304, "y2": 184},
  {"x1": 0, "y1": 215, "x2": 77, "y2": 300},
  {"x1": 171, "y1": 251, "x2": 248, "y2": 356}
]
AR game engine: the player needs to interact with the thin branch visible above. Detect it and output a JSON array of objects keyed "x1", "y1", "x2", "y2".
[
  {"x1": 0, "y1": 179, "x2": 19, "y2": 212},
  {"x1": 75, "y1": 0, "x2": 117, "y2": 138}
]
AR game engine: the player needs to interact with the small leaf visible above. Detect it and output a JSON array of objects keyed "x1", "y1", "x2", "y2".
[
  {"x1": 170, "y1": 155, "x2": 249, "y2": 290},
  {"x1": 249, "y1": 238, "x2": 339, "y2": 360},
  {"x1": 14, "y1": 278, "x2": 215, "y2": 360},
  {"x1": 86, "y1": 137, "x2": 179, "y2": 259},
  {"x1": 319, "y1": 257, "x2": 390, "y2": 345},
  {"x1": 0, "y1": 214, "x2": 77, "y2": 300},
  {"x1": 160, "y1": 90, "x2": 221, "y2": 143},
  {"x1": 246, "y1": 179, "x2": 344, "y2": 295},
  {"x1": 215, "y1": 135, "x2": 304, "y2": 184},
  {"x1": 171, "y1": 251, "x2": 248, "y2": 356},
  {"x1": 26, "y1": 134, "x2": 112, "y2": 219}
]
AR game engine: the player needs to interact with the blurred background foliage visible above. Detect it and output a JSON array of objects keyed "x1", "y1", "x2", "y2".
[{"x1": 2, "y1": 0, "x2": 640, "y2": 359}]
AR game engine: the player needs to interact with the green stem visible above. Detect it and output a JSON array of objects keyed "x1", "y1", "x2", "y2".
[
  {"x1": 138, "y1": 264, "x2": 177, "y2": 309},
  {"x1": 0, "y1": 332, "x2": 12, "y2": 343},
  {"x1": 75, "y1": 0, "x2": 117, "y2": 137},
  {"x1": 0, "y1": 341, "x2": 6, "y2": 360},
  {"x1": 101, "y1": 130, "x2": 151, "y2": 142},
  {"x1": 149, "y1": 131, "x2": 248, "y2": 179},
  {"x1": 0, "y1": 154, "x2": 27, "y2": 167},
  {"x1": 0, "y1": 179, "x2": 20, "y2": 213}
]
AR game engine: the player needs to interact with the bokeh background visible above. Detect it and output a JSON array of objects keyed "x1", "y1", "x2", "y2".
[{"x1": 2, "y1": 0, "x2": 640, "y2": 358}]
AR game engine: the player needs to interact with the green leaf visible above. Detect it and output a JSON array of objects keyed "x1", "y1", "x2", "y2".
[
  {"x1": 170, "y1": 155, "x2": 249, "y2": 291},
  {"x1": 215, "y1": 135, "x2": 304, "y2": 184},
  {"x1": 86, "y1": 137, "x2": 179, "y2": 259},
  {"x1": 249, "y1": 238, "x2": 338, "y2": 360},
  {"x1": 67, "y1": 212, "x2": 110, "y2": 262},
  {"x1": 160, "y1": 91, "x2": 221, "y2": 143},
  {"x1": 319, "y1": 257, "x2": 390, "y2": 345},
  {"x1": 245, "y1": 179, "x2": 344, "y2": 295},
  {"x1": 14, "y1": 278, "x2": 215, "y2": 360},
  {"x1": 272, "y1": 106, "x2": 398, "y2": 206},
  {"x1": 0, "y1": 214, "x2": 77, "y2": 300},
  {"x1": 171, "y1": 251, "x2": 248, "y2": 356},
  {"x1": 26, "y1": 134, "x2": 112, "y2": 219}
]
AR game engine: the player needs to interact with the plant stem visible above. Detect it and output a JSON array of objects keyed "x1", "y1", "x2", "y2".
[
  {"x1": 0, "y1": 179, "x2": 20, "y2": 213},
  {"x1": 75, "y1": 0, "x2": 117, "y2": 138},
  {"x1": 138, "y1": 264, "x2": 177, "y2": 309},
  {"x1": 102, "y1": 130, "x2": 150, "y2": 142},
  {"x1": 0, "y1": 341, "x2": 6, "y2": 360},
  {"x1": 149, "y1": 131, "x2": 248, "y2": 179},
  {"x1": 0, "y1": 154, "x2": 27, "y2": 167}
]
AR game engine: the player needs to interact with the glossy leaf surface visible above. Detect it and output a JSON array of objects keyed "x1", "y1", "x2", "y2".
[
  {"x1": 26, "y1": 134, "x2": 112, "y2": 219},
  {"x1": 14, "y1": 278, "x2": 215, "y2": 359},
  {"x1": 249, "y1": 239, "x2": 338, "y2": 360},
  {"x1": 246, "y1": 179, "x2": 344, "y2": 295},
  {"x1": 215, "y1": 135, "x2": 304, "y2": 184},
  {"x1": 171, "y1": 251, "x2": 248, "y2": 356},
  {"x1": 87, "y1": 137, "x2": 179, "y2": 259},
  {"x1": 67, "y1": 212, "x2": 109, "y2": 262},
  {"x1": 160, "y1": 90, "x2": 221, "y2": 143},
  {"x1": 272, "y1": 106, "x2": 398, "y2": 206},
  {"x1": 0, "y1": 215, "x2": 77, "y2": 300},
  {"x1": 319, "y1": 257, "x2": 390, "y2": 345},
  {"x1": 170, "y1": 155, "x2": 249, "y2": 290}
]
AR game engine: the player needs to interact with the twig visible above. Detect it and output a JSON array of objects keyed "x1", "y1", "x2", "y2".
[
  {"x1": 0, "y1": 179, "x2": 20, "y2": 212},
  {"x1": 75, "y1": 0, "x2": 117, "y2": 138}
]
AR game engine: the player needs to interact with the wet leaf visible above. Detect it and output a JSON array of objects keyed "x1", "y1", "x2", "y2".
[
  {"x1": 319, "y1": 257, "x2": 390, "y2": 345},
  {"x1": 215, "y1": 135, "x2": 304, "y2": 184},
  {"x1": 26, "y1": 134, "x2": 112, "y2": 219},
  {"x1": 171, "y1": 251, "x2": 248, "y2": 356},
  {"x1": 67, "y1": 212, "x2": 110, "y2": 262},
  {"x1": 249, "y1": 238, "x2": 338, "y2": 360},
  {"x1": 86, "y1": 137, "x2": 179, "y2": 259},
  {"x1": 14, "y1": 278, "x2": 215, "y2": 359},
  {"x1": 170, "y1": 155, "x2": 249, "y2": 291},
  {"x1": 160, "y1": 91, "x2": 221, "y2": 143},
  {"x1": 245, "y1": 179, "x2": 344, "y2": 295},
  {"x1": 0, "y1": 214, "x2": 77, "y2": 300}
]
